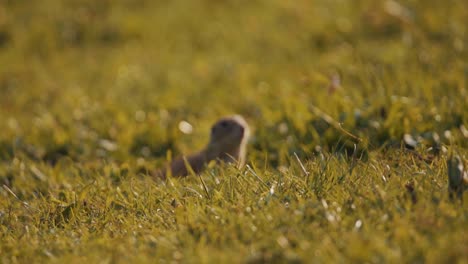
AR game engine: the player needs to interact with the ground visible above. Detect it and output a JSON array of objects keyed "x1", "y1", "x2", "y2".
[{"x1": 0, "y1": 0, "x2": 467, "y2": 263}]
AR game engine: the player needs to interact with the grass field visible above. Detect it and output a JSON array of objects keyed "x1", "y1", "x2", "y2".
[{"x1": 1, "y1": 0, "x2": 467, "y2": 263}]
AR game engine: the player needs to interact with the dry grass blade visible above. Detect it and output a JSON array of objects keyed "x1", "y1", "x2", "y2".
[
  {"x1": 294, "y1": 152, "x2": 310, "y2": 180},
  {"x1": 3, "y1": 184, "x2": 38, "y2": 213},
  {"x1": 183, "y1": 156, "x2": 210, "y2": 199}
]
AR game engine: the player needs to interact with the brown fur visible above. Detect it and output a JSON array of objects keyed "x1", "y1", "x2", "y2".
[{"x1": 153, "y1": 115, "x2": 250, "y2": 179}]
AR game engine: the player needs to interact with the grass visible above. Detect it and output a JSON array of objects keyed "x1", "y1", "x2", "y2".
[{"x1": 1, "y1": 0, "x2": 467, "y2": 263}]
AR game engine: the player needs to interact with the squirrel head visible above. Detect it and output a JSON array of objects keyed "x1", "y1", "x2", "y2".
[{"x1": 208, "y1": 115, "x2": 250, "y2": 153}]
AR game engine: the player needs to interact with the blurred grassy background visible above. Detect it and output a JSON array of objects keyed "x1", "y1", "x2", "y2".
[
  {"x1": 0, "y1": 0, "x2": 467, "y2": 262},
  {"x1": 1, "y1": 0, "x2": 466, "y2": 163}
]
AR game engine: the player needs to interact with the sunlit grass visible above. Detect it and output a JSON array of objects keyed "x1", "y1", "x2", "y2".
[{"x1": 1, "y1": 0, "x2": 467, "y2": 262}]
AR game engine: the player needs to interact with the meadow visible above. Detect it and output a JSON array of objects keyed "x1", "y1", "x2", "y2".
[{"x1": 0, "y1": 0, "x2": 467, "y2": 262}]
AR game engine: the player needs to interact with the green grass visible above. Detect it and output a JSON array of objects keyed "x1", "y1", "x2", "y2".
[{"x1": 1, "y1": 0, "x2": 467, "y2": 263}]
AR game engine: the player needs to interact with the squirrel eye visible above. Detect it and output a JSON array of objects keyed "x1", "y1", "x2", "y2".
[{"x1": 220, "y1": 121, "x2": 228, "y2": 128}]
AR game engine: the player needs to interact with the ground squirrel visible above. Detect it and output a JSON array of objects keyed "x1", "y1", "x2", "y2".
[{"x1": 153, "y1": 115, "x2": 250, "y2": 179}]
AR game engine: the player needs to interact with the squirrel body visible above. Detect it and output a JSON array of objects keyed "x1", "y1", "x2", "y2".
[{"x1": 153, "y1": 115, "x2": 250, "y2": 179}]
